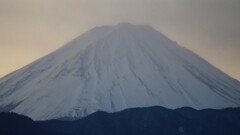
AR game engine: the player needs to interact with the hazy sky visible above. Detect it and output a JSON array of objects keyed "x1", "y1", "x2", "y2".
[{"x1": 0, "y1": 0, "x2": 239, "y2": 80}]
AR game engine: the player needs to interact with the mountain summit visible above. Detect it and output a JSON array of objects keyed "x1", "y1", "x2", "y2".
[{"x1": 0, "y1": 23, "x2": 240, "y2": 120}]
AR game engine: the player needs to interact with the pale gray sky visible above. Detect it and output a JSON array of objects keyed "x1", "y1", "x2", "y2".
[{"x1": 0, "y1": 0, "x2": 239, "y2": 80}]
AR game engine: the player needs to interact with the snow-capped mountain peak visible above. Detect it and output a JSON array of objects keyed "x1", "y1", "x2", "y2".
[{"x1": 0, "y1": 23, "x2": 240, "y2": 120}]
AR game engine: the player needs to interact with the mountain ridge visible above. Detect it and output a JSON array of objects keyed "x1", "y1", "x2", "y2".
[
  {"x1": 1, "y1": 106, "x2": 240, "y2": 135},
  {"x1": 0, "y1": 23, "x2": 240, "y2": 120}
]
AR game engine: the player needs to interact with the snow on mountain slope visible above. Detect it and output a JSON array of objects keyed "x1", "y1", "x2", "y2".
[{"x1": 0, "y1": 23, "x2": 240, "y2": 120}]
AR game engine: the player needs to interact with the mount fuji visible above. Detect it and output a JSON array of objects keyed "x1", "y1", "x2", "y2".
[{"x1": 0, "y1": 23, "x2": 240, "y2": 120}]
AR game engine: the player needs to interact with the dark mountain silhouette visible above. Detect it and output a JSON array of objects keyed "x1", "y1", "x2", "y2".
[
  {"x1": 1, "y1": 106, "x2": 240, "y2": 135},
  {"x1": 0, "y1": 112, "x2": 43, "y2": 135}
]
